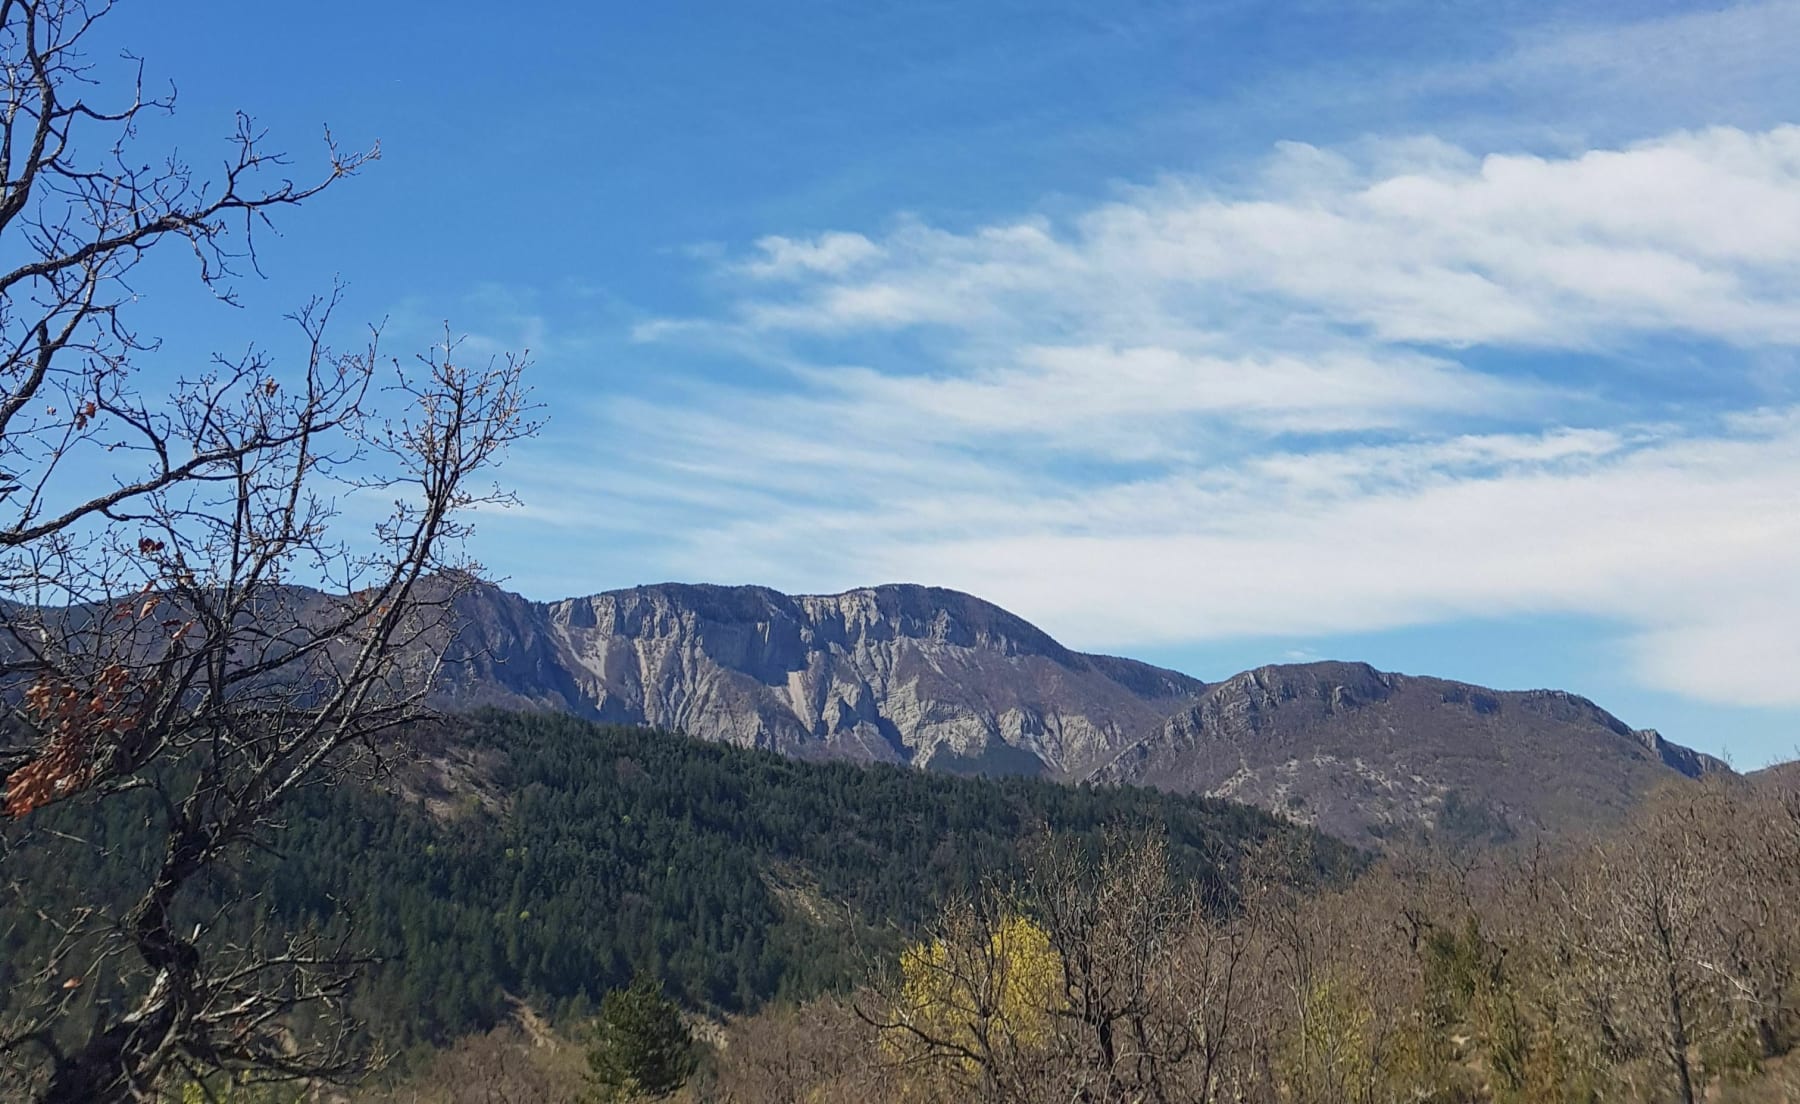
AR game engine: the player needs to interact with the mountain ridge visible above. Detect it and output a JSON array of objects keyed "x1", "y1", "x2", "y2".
[
  {"x1": 3, "y1": 575, "x2": 1727, "y2": 844},
  {"x1": 420, "y1": 578, "x2": 1727, "y2": 845},
  {"x1": 432, "y1": 579, "x2": 1204, "y2": 777},
  {"x1": 1092, "y1": 660, "x2": 1727, "y2": 846}
]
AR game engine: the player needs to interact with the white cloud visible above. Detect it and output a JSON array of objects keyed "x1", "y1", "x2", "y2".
[
  {"x1": 720, "y1": 125, "x2": 1800, "y2": 349},
  {"x1": 520, "y1": 123, "x2": 1800, "y2": 709},
  {"x1": 788, "y1": 345, "x2": 1542, "y2": 461},
  {"x1": 607, "y1": 415, "x2": 1800, "y2": 708},
  {"x1": 738, "y1": 231, "x2": 884, "y2": 280}
]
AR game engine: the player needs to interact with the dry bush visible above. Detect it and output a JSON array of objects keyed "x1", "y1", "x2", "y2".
[
  {"x1": 355, "y1": 1027, "x2": 582, "y2": 1104},
  {"x1": 812, "y1": 832, "x2": 1271, "y2": 1103},
  {"x1": 709, "y1": 998, "x2": 879, "y2": 1104}
]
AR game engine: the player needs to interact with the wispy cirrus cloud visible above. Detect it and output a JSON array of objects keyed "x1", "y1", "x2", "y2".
[
  {"x1": 1482, "y1": 0, "x2": 1800, "y2": 131},
  {"x1": 601, "y1": 412, "x2": 1800, "y2": 710},
  {"x1": 500, "y1": 120, "x2": 1800, "y2": 717},
  {"x1": 788, "y1": 345, "x2": 1539, "y2": 459}
]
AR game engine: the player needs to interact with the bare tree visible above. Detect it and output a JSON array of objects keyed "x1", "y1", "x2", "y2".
[
  {"x1": 713, "y1": 998, "x2": 880, "y2": 1104},
  {"x1": 852, "y1": 833, "x2": 1261, "y2": 1104},
  {"x1": 1528, "y1": 799, "x2": 1725, "y2": 1104},
  {"x1": 1025, "y1": 832, "x2": 1251, "y2": 1104},
  {"x1": 1679, "y1": 780, "x2": 1800, "y2": 1062},
  {"x1": 0, "y1": 2, "x2": 537, "y2": 1100}
]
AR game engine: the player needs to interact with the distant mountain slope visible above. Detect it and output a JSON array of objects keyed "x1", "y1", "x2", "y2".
[
  {"x1": 1093, "y1": 661, "x2": 1729, "y2": 849},
  {"x1": 18, "y1": 575, "x2": 1720, "y2": 845},
  {"x1": 431, "y1": 582, "x2": 1204, "y2": 778},
  {"x1": 1751, "y1": 760, "x2": 1800, "y2": 791},
  {"x1": 423, "y1": 582, "x2": 1729, "y2": 845}
]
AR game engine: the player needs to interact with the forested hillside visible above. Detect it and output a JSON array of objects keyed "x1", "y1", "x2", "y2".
[
  {"x1": 0, "y1": 711, "x2": 1349, "y2": 1061},
  {"x1": 353, "y1": 770, "x2": 1800, "y2": 1104}
]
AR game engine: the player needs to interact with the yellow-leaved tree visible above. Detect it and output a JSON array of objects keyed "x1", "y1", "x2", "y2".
[{"x1": 884, "y1": 908, "x2": 1064, "y2": 1099}]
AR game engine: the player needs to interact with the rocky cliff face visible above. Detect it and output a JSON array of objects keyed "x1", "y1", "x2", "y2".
[
  {"x1": 1093, "y1": 661, "x2": 1729, "y2": 849},
  {"x1": 424, "y1": 581, "x2": 1729, "y2": 846},
  {"x1": 432, "y1": 581, "x2": 1204, "y2": 777}
]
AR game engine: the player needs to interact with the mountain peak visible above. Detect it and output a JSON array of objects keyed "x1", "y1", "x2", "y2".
[
  {"x1": 439, "y1": 579, "x2": 1200, "y2": 776},
  {"x1": 425, "y1": 581, "x2": 1725, "y2": 848}
]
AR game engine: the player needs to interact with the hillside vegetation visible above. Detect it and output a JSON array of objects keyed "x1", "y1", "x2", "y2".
[
  {"x1": 0, "y1": 710, "x2": 1346, "y2": 1070},
  {"x1": 373, "y1": 772, "x2": 1800, "y2": 1104}
]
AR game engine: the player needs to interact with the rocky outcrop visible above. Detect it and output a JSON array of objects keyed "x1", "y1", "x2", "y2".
[
  {"x1": 431, "y1": 581, "x2": 1204, "y2": 777},
  {"x1": 422, "y1": 581, "x2": 1730, "y2": 847},
  {"x1": 1634, "y1": 727, "x2": 1730, "y2": 779}
]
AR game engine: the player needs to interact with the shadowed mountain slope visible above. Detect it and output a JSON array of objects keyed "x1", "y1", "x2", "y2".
[{"x1": 1093, "y1": 661, "x2": 1728, "y2": 848}]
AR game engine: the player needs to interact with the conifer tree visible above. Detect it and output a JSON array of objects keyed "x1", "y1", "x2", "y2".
[{"x1": 585, "y1": 975, "x2": 697, "y2": 1102}]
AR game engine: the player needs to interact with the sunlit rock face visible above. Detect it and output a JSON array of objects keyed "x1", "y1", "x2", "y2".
[
  {"x1": 432, "y1": 580, "x2": 1203, "y2": 778},
  {"x1": 424, "y1": 579, "x2": 1727, "y2": 847}
]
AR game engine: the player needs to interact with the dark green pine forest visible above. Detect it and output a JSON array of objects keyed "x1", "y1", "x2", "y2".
[{"x1": 0, "y1": 711, "x2": 1349, "y2": 1057}]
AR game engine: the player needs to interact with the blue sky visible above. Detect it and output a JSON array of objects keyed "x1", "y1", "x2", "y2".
[{"x1": 100, "y1": 1, "x2": 1800, "y2": 764}]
